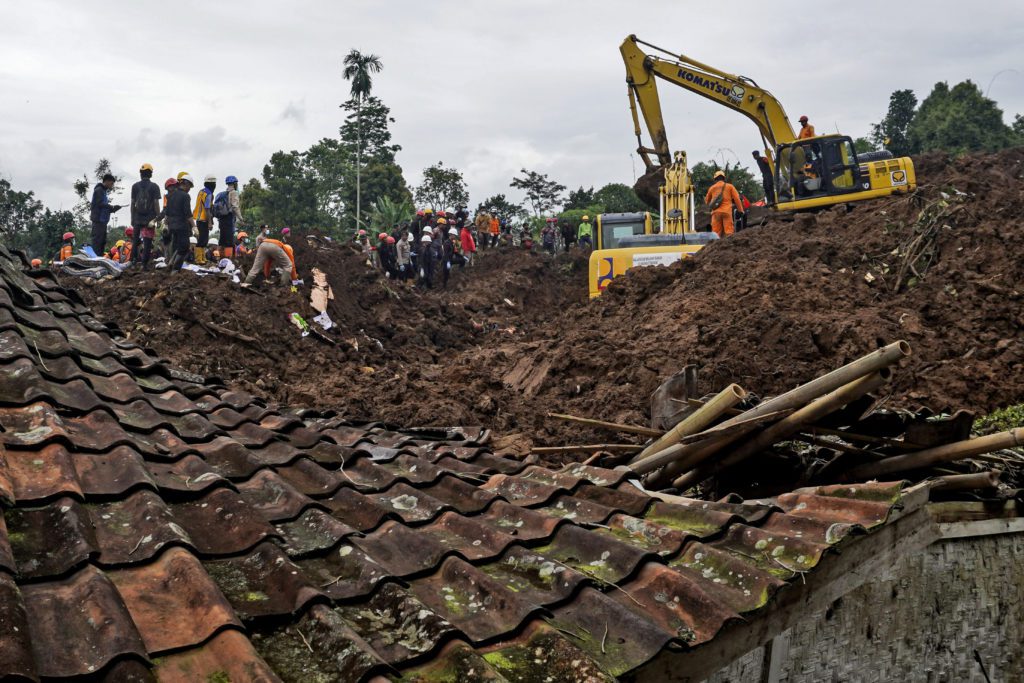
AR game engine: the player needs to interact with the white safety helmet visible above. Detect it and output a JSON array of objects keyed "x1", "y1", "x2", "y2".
[
  {"x1": 448, "y1": 228, "x2": 459, "y2": 236},
  {"x1": 204, "y1": 175, "x2": 216, "y2": 184},
  {"x1": 420, "y1": 234, "x2": 432, "y2": 242},
  {"x1": 179, "y1": 173, "x2": 195, "y2": 185},
  {"x1": 189, "y1": 236, "x2": 198, "y2": 245}
]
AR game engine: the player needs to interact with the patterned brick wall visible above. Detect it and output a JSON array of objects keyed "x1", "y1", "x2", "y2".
[{"x1": 707, "y1": 533, "x2": 1024, "y2": 682}]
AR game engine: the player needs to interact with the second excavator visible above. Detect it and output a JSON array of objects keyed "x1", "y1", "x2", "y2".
[{"x1": 621, "y1": 35, "x2": 916, "y2": 212}]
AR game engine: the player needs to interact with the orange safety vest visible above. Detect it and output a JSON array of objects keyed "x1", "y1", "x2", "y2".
[
  {"x1": 58, "y1": 244, "x2": 73, "y2": 261},
  {"x1": 798, "y1": 124, "x2": 816, "y2": 139},
  {"x1": 489, "y1": 218, "x2": 500, "y2": 235},
  {"x1": 260, "y1": 239, "x2": 298, "y2": 280}
]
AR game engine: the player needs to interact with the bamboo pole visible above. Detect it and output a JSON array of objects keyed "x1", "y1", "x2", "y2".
[
  {"x1": 843, "y1": 428, "x2": 1024, "y2": 481},
  {"x1": 669, "y1": 370, "x2": 892, "y2": 491},
  {"x1": 631, "y1": 384, "x2": 747, "y2": 463},
  {"x1": 545, "y1": 413, "x2": 662, "y2": 437},
  {"x1": 630, "y1": 409, "x2": 791, "y2": 476},
  {"x1": 930, "y1": 470, "x2": 1001, "y2": 492},
  {"x1": 532, "y1": 444, "x2": 645, "y2": 455}
]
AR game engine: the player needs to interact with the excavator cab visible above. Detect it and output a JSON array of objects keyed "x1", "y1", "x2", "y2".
[{"x1": 775, "y1": 135, "x2": 862, "y2": 206}]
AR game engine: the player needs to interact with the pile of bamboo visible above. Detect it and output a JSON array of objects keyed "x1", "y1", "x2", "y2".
[{"x1": 540, "y1": 341, "x2": 1023, "y2": 495}]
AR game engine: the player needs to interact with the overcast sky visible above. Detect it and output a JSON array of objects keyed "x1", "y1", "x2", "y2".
[{"x1": 2, "y1": 0, "x2": 1022, "y2": 222}]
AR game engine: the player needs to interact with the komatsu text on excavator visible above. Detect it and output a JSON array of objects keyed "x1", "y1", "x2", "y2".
[{"x1": 621, "y1": 35, "x2": 916, "y2": 212}]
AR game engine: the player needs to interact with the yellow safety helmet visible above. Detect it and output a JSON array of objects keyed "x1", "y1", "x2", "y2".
[
  {"x1": 437, "y1": 217, "x2": 447, "y2": 225},
  {"x1": 582, "y1": 215, "x2": 589, "y2": 221},
  {"x1": 176, "y1": 171, "x2": 190, "y2": 180},
  {"x1": 713, "y1": 170, "x2": 726, "y2": 179},
  {"x1": 140, "y1": 163, "x2": 154, "y2": 173},
  {"x1": 424, "y1": 208, "x2": 433, "y2": 214},
  {"x1": 115, "y1": 240, "x2": 125, "y2": 247}
]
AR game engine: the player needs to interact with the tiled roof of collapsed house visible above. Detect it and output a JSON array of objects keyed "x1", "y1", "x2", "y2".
[{"x1": 0, "y1": 243, "x2": 910, "y2": 683}]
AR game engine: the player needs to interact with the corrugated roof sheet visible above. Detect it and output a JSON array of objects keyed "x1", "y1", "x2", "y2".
[{"x1": 0, "y1": 245, "x2": 913, "y2": 682}]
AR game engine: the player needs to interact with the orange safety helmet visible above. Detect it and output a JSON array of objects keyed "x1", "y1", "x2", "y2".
[
  {"x1": 30, "y1": 258, "x2": 42, "y2": 267},
  {"x1": 236, "y1": 231, "x2": 249, "y2": 240}
]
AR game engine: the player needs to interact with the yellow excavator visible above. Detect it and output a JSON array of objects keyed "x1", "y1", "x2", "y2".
[
  {"x1": 621, "y1": 35, "x2": 916, "y2": 211},
  {"x1": 588, "y1": 151, "x2": 713, "y2": 297}
]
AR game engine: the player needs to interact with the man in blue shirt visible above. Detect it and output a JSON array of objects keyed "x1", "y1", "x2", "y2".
[{"x1": 90, "y1": 173, "x2": 122, "y2": 256}]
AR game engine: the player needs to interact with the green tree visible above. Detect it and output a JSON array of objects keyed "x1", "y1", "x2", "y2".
[
  {"x1": 415, "y1": 162, "x2": 469, "y2": 211},
  {"x1": 239, "y1": 178, "x2": 270, "y2": 226},
  {"x1": 258, "y1": 151, "x2": 326, "y2": 229},
  {"x1": 853, "y1": 137, "x2": 875, "y2": 154},
  {"x1": 563, "y1": 186, "x2": 595, "y2": 211},
  {"x1": 691, "y1": 161, "x2": 763, "y2": 201},
  {"x1": 510, "y1": 169, "x2": 566, "y2": 217},
  {"x1": 1012, "y1": 113, "x2": 1024, "y2": 140},
  {"x1": 0, "y1": 178, "x2": 75, "y2": 259},
  {"x1": 907, "y1": 80, "x2": 1017, "y2": 154},
  {"x1": 475, "y1": 194, "x2": 526, "y2": 220},
  {"x1": 342, "y1": 49, "x2": 383, "y2": 232},
  {"x1": 592, "y1": 183, "x2": 647, "y2": 213},
  {"x1": 870, "y1": 89, "x2": 918, "y2": 156},
  {"x1": 370, "y1": 195, "x2": 414, "y2": 231}
]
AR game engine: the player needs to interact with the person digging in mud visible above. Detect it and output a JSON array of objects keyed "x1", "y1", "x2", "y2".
[{"x1": 241, "y1": 235, "x2": 297, "y2": 288}]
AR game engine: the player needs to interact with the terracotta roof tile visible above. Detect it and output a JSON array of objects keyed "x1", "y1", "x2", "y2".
[
  {"x1": 20, "y1": 565, "x2": 147, "y2": 677},
  {"x1": 107, "y1": 547, "x2": 240, "y2": 653},
  {"x1": 0, "y1": 571, "x2": 36, "y2": 680},
  {"x1": 152, "y1": 629, "x2": 280, "y2": 683},
  {"x1": 204, "y1": 542, "x2": 323, "y2": 621},
  {"x1": 169, "y1": 488, "x2": 278, "y2": 555},
  {"x1": 0, "y1": 247, "x2": 927, "y2": 680}
]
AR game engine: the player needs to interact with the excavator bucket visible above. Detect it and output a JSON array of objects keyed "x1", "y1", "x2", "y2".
[{"x1": 633, "y1": 166, "x2": 665, "y2": 208}]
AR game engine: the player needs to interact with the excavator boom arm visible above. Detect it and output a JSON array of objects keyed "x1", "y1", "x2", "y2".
[{"x1": 621, "y1": 35, "x2": 797, "y2": 169}]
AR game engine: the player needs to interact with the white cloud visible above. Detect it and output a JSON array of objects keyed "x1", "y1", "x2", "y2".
[{"x1": 0, "y1": 0, "x2": 1022, "y2": 214}]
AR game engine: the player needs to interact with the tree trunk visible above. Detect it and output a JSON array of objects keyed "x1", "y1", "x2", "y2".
[{"x1": 356, "y1": 98, "x2": 362, "y2": 232}]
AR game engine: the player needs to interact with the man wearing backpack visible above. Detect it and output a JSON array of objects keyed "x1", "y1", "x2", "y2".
[
  {"x1": 704, "y1": 169, "x2": 744, "y2": 238},
  {"x1": 214, "y1": 175, "x2": 243, "y2": 258},
  {"x1": 129, "y1": 163, "x2": 161, "y2": 265},
  {"x1": 166, "y1": 174, "x2": 197, "y2": 271},
  {"x1": 90, "y1": 173, "x2": 122, "y2": 256}
]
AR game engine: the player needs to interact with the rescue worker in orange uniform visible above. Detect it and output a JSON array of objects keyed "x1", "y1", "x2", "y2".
[
  {"x1": 798, "y1": 115, "x2": 815, "y2": 139},
  {"x1": 57, "y1": 232, "x2": 75, "y2": 262},
  {"x1": 488, "y1": 214, "x2": 500, "y2": 248},
  {"x1": 704, "y1": 170, "x2": 744, "y2": 238},
  {"x1": 242, "y1": 235, "x2": 297, "y2": 286},
  {"x1": 235, "y1": 231, "x2": 250, "y2": 256}
]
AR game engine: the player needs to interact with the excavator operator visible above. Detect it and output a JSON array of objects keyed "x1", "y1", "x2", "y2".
[{"x1": 798, "y1": 115, "x2": 815, "y2": 139}]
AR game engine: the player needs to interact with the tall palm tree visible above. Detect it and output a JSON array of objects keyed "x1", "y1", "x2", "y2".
[{"x1": 342, "y1": 49, "x2": 382, "y2": 233}]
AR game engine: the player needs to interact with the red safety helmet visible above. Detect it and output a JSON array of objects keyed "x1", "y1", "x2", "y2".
[
  {"x1": 799, "y1": 115, "x2": 809, "y2": 123},
  {"x1": 386, "y1": 236, "x2": 396, "y2": 244},
  {"x1": 62, "y1": 231, "x2": 75, "y2": 241},
  {"x1": 437, "y1": 211, "x2": 446, "y2": 217},
  {"x1": 378, "y1": 232, "x2": 388, "y2": 240},
  {"x1": 416, "y1": 210, "x2": 424, "y2": 216},
  {"x1": 281, "y1": 227, "x2": 291, "y2": 236},
  {"x1": 164, "y1": 177, "x2": 178, "y2": 189},
  {"x1": 124, "y1": 226, "x2": 134, "y2": 236}
]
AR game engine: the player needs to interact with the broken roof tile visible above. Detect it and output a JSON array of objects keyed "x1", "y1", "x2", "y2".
[
  {"x1": 143, "y1": 454, "x2": 227, "y2": 495},
  {"x1": 337, "y1": 582, "x2": 456, "y2": 663},
  {"x1": 477, "y1": 621, "x2": 616, "y2": 682},
  {"x1": 21, "y1": 565, "x2": 148, "y2": 678}
]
